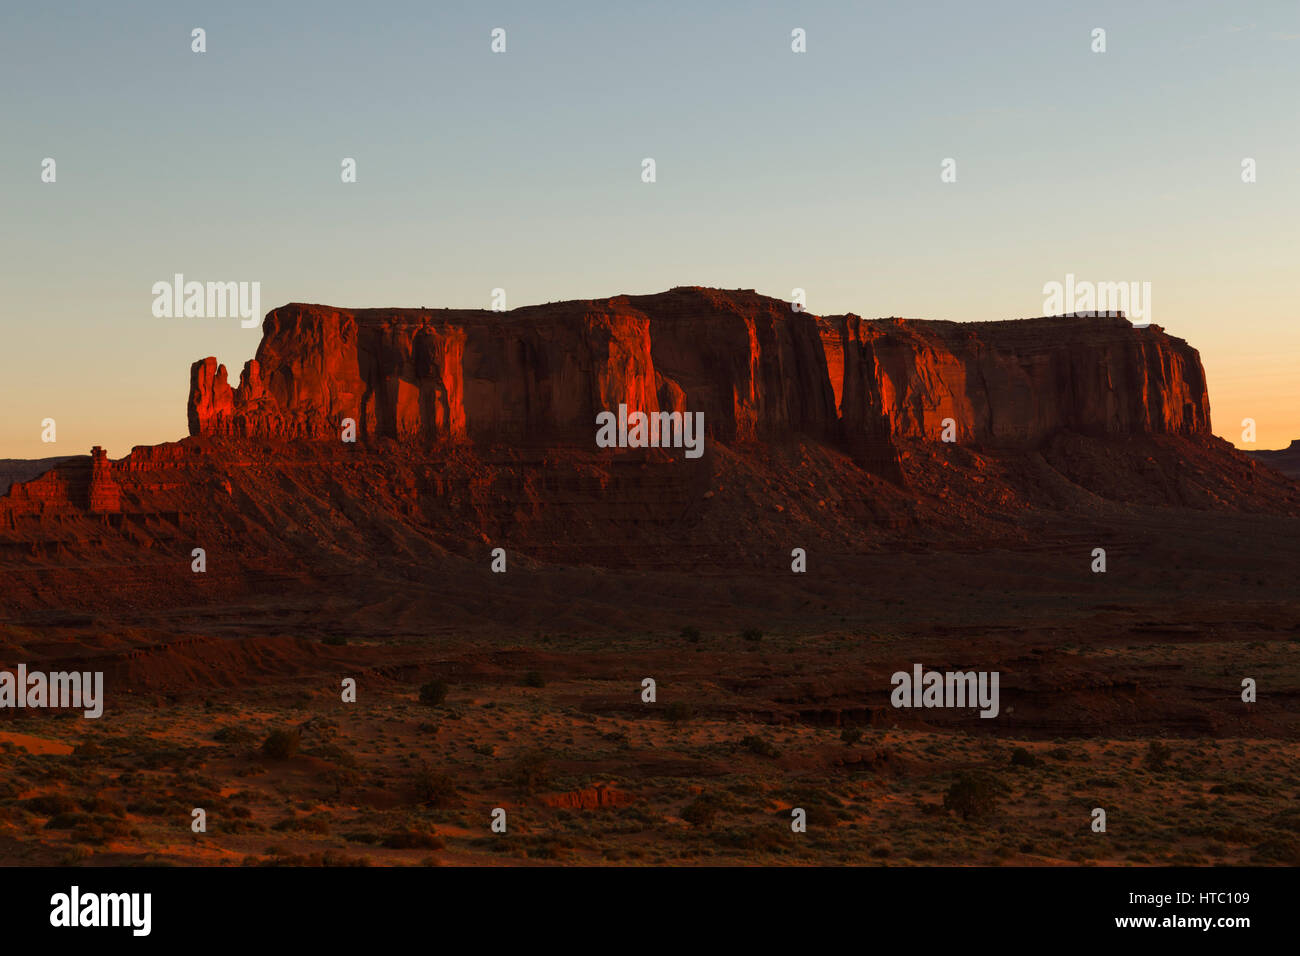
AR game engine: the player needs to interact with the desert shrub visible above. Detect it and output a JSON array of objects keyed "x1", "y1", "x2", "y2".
[
  {"x1": 419, "y1": 681, "x2": 449, "y2": 707},
  {"x1": 412, "y1": 764, "x2": 457, "y2": 806},
  {"x1": 522, "y1": 671, "x2": 546, "y2": 688},
  {"x1": 1010, "y1": 747, "x2": 1039, "y2": 768},
  {"x1": 1145, "y1": 741, "x2": 1173, "y2": 772},
  {"x1": 681, "y1": 795, "x2": 721, "y2": 828},
  {"x1": 261, "y1": 728, "x2": 301, "y2": 760},
  {"x1": 511, "y1": 750, "x2": 551, "y2": 793},
  {"x1": 742, "y1": 629, "x2": 763, "y2": 643},
  {"x1": 322, "y1": 635, "x2": 347, "y2": 646},
  {"x1": 841, "y1": 727, "x2": 863, "y2": 745},
  {"x1": 680, "y1": 626, "x2": 701, "y2": 643},
  {"x1": 943, "y1": 772, "x2": 1000, "y2": 821},
  {"x1": 741, "y1": 735, "x2": 780, "y2": 758}
]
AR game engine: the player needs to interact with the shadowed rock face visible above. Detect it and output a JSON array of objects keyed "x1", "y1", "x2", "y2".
[
  {"x1": 0, "y1": 457, "x2": 77, "y2": 496},
  {"x1": 187, "y1": 288, "x2": 1211, "y2": 463},
  {"x1": 1245, "y1": 440, "x2": 1300, "y2": 479}
]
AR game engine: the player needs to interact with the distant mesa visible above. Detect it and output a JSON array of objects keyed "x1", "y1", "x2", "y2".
[
  {"x1": 186, "y1": 286, "x2": 1212, "y2": 484},
  {"x1": 1, "y1": 445, "x2": 121, "y2": 517},
  {"x1": 0, "y1": 456, "x2": 77, "y2": 497},
  {"x1": 1244, "y1": 440, "x2": 1300, "y2": 479}
]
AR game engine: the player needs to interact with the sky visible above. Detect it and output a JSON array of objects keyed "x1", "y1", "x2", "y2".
[{"x1": 1, "y1": 0, "x2": 1297, "y2": 458}]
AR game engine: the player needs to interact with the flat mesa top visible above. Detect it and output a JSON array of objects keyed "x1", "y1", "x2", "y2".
[{"x1": 267, "y1": 287, "x2": 1150, "y2": 336}]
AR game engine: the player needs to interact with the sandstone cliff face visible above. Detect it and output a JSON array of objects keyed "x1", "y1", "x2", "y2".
[
  {"x1": 190, "y1": 302, "x2": 661, "y2": 444},
  {"x1": 188, "y1": 288, "x2": 1212, "y2": 468},
  {"x1": 830, "y1": 313, "x2": 1210, "y2": 446}
]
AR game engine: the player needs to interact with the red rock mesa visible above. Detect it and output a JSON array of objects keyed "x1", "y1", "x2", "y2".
[
  {"x1": 187, "y1": 287, "x2": 1211, "y2": 483},
  {"x1": 3, "y1": 287, "x2": 1295, "y2": 615}
]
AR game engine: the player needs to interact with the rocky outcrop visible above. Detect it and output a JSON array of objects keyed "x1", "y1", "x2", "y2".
[
  {"x1": 539, "y1": 783, "x2": 634, "y2": 810},
  {"x1": 0, "y1": 457, "x2": 76, "y2": 497},
  {"x1": 87, "y1": 446, "x2": 120, "y2": 514},
  {"x1": 189, "y1": 289, "x2": 1212, "y2": 473},
  {"x1": 0, "y1": 447, "x2": 120, "y2": 518}
]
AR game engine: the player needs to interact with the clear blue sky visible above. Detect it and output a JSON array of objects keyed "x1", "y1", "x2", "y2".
[{"x1": 2, "y1": 0, "x2": 1297, "y2": 457}]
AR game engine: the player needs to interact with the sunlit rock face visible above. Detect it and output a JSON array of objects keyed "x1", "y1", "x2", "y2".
[{"x1": 188, "y1": 288, "x2": 1211, "y2": 468}]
